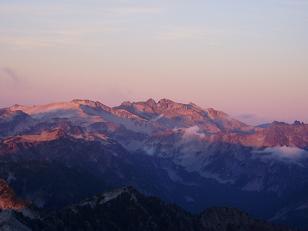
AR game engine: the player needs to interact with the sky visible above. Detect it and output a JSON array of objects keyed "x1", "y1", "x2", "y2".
[{"x1": 0, "y1": 0, "x2": 307, "y2": 125}]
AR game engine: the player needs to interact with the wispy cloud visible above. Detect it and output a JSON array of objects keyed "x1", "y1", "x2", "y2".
[
  {"x1": 253, "y1": 146, "x2": 308, "y2": 163},
  {"x1": 0, "y1": 3, "x2": 66, "y2": 17},
  {"x1": 0, "y1": 67, "x2": 20, "y2": 83},
  {"x1": 179, "y1": 126, "x2": 205, "y2": 140},
  {"x1": 106, "y1": 6, "x2": 163, "y2": 16},
  {"x1": 235, "y1": 113, "x2": 273, "y2": 126},
  {"x1": 0, "y1": 2, "x2": 163, "y2": 50},
  {"x1": 0, "y1": 24, "x2": 127, "y2": 50},
  {"x1": 0, "y1": 3, "x2": 163, "y2": 17},
  {"x1": 278, "y1": 0, "x2": 308, "y2": 6},
  {"x1": 156, "y1": 27, "x2": 208, "y2": 41}
]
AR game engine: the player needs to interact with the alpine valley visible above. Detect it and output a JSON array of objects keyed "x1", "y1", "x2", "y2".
[{"x1": 0, "y1": 98, "x2": 307, "y2": 230}]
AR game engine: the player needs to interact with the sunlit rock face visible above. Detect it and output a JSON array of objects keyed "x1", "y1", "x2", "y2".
[{"x1": 0, "y1": 179, "x2": 26, "y2": 210}]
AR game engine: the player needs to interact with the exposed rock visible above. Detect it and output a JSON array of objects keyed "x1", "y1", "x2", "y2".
[{"x1": 0, "y1": 179, "x2": 26, "y2": 210}]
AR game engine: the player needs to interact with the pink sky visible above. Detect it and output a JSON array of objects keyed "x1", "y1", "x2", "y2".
[{"x1": 0, "y1": 0, "x2": 307, "y2": 125}]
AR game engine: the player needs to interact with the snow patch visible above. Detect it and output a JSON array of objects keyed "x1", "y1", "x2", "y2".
[
  {"x1": 253, "y1": 146, "x2": 308, "y2": 161},
  {"x1": 183, "y1": 126, "x2": 205, "y2": 139},
  {"x1": 143, "y1": 146, "x2": 156, "y2": 156},
  {"x1": 79, "y1": 189, "x2": 124, "y2": 209},
  {"x1": 152, "y1": 114, "x2": 164, "y2": 121},
  {"x1": 163, "y1": 167, "x2": 183, "y2": 183},
  {"x1": 99, "y1": 190, "x2": 123, "y2": 205},
  {"x1": 199, "y1": 172, "x2": 235, "y2": 184},
  {"x1": 11, "y1": 102, "x2": 80, "y2": 117}
]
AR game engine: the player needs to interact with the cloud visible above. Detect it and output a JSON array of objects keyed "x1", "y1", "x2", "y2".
[
  {"x1": 0, "y1": 67, "x2": 20, "y2": 83},
  {"x1": 156, "y1": 27, "x2": 208, "y2": 41},
  {"x1": 235, "y1": 113, "x2": 273, "y2": 126},
  {"x1": 0, "y1": 25, "x2": 126, "y2": 50},
  {"x1": 182, "y1": 126, "x2": 205, "y2": 139},
  {"x1": 278, "y1": 0, "x2": 308, "y2": 6},
  {"x1": 0, "y1": 3, "x2": 163, "y2": 17},
  {"x1": 0, "y1": 2, "x2": 163, "y2": 50},
  {"x1": 253, "y1": 146, "x2": 308, "y2": 162},
  {"x1": 106, "y1": 6, "x2": 163, "y2": 16}
]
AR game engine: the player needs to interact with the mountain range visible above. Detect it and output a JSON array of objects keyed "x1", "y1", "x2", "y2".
[
  {"x1": 0, "y1": 182, "x2": 295, "y2": 231},
  {"x1": 0, "y1": 98, "x2": 307, "y2": 230}
]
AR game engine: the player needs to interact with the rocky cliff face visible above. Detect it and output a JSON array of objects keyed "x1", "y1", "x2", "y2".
[
  {"x1": 0, "y1": 178, "x2": 26, "y2": 210},
  {"x1": 0, "y1": 179, "x2": 32, "y2": 231}
]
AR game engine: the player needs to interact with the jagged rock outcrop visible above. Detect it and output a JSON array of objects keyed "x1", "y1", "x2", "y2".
[{"x1": 0, "y1": 179, "x2": 26, "y2": 210}]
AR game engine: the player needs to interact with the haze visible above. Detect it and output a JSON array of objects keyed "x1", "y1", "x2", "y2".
[{"x1": 0, "y1": 0, "x2": 307, "y2": 125}]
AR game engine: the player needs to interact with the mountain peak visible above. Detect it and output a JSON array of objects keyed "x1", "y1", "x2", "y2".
[
  {"x1": 206, "y1": 108, "x2": 228, "y2": 119},
  {"x1": 145, "y1": 98, "x2": 156, "y2": 106},
  {"x1": 114, "y1": 98, "x2": 249, "y2": 131},
  {"x1": 99, "y1": 186, "x2": 139, "y2": 200},
  {"x1": 157, "y1": 98, "x2": 175, "y2": 105},
  {"x1": 71, "y1": 99, "x2": 93, "y2": 104},
  {"x1": 71, "y1": 99, "x2": 107, "y2": 109},
  {"x1": 120, "y1": 101, "x2": 132, "y2": 107},
  {"x1": 293, "y1": 120, "x2": 305, "y2": 126},
  {"x1": 77, "y1": 186, "x2": 139, "y2": 209},
  {"x1": 32, "y1": 187, "x2": 295, "y2": 231},
  {"x1": 272, "y1": 121, "x2": 289, "y2": 126}
]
